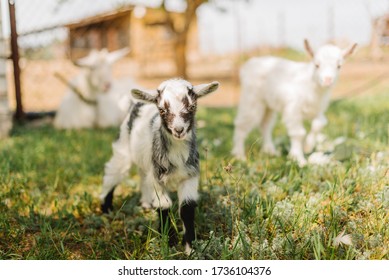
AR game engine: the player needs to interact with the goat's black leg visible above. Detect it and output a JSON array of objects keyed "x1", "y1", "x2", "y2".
[
  {"x1": 180, "y1": 200, "x2": 197, "y2": 253},
  {"x1": 101, "y1": 187, "x2": 115, "y2": 213},
  {"x1": 158, "y1": 208, "x2": 178, "y2": 246}
]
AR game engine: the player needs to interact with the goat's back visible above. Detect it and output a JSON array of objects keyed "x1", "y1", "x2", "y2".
[{"x1": 240, "y1": 56, "x2": 311, "y2": 85}]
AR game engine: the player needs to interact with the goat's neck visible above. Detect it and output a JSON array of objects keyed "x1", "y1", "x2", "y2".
[
  {"x1": 85, "y1": 71, "x2": 99, "y2": 97},
  {"x1": 152, "y1": 124, "x2": 196, "y2": 182}
]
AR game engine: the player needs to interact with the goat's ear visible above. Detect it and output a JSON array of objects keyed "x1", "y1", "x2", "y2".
[
  {"x1": 342, "y1": 43, "x2": 357, "y2": 59},
  {"x1": 73, "y1": 50, "x2": 99, "y2": 68},
  {"x1": 304, "y1": 39, "x2": 315, "y2": 59},
  {"x1": 107, "y1": 47, "x2": 130, "y2": 64},
  {"x1": 131, "y1": 88, "x2": 159, "y2": 103},
  {"x1": 193, "y1": 81, "x2": 219, "y2": 98}
]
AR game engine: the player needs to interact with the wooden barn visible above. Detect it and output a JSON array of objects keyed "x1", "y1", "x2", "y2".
[{"x1": 65, "y1": 6, "x2": 199, "y2": 75}]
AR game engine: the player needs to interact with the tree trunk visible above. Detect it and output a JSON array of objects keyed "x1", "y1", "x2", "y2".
[
  {"x1": 0, "y1": 4, "x2": 12, "y2": 139},
  {"x1": 174, "y1": 33, "x2": 188, "y2": 79},
  {"x1": 162, "y1": 0, "x2": 204, "y2": 79},
  {"x1": 370, "y1": 17, "x2": 385, "y2": 61}
]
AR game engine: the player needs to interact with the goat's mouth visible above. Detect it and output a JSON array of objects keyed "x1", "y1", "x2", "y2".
[
  {"x1": 101, "y1": 83, "x2": 111, "y2": 93},
  {"x1": 320, "y1": 82, "x2": 334, "y2": 88},
  {"x1": 172, "y1": 131, "x2": 188, "y2": 140},
  {"x1": 319, "y1": 77, "x2": 335, "y2": 88}
]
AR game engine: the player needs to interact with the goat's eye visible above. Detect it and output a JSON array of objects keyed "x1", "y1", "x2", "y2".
[
  {"x1": 188, "y1": 104, "x2": 196, "y2": 112},
  {"x1": 337, "y1": 64, "x2": 341, "y2": 69},
  {"x1": 315, "y1": 63, "x2": 320, "y2": 69},
  {"x1": 159, "y1": 108, "x2": 166, "y2": 115}
]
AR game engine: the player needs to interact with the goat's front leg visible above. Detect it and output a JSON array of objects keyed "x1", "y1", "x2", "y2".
[
  {"x1": 283, "y1": 108, "x2": 307, "y2": 166},
  {"x1": 178, "y1": 177, "x2": 199, "y2": 255},
  {"x1": 304, "y1": 114, "x2": 327, "y2": 154}
]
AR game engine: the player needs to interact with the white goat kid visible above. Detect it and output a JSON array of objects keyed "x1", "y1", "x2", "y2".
[
  {"x1": 100, "y1": 79, "x2": 219, "y2": 254},
  {"x1": 232, "y1": 39, "x2": 357, "y2": 166},
  {"x1": 54, "y1": 48, "x2": 130, "y2": 129}
]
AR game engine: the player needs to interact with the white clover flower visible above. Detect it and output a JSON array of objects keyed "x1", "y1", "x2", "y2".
[
  {"x1": 271, "y1": 235, "x2": 285, "y2": 251},
  {"x1": 265, "y1": 182, "x2": 285, "y2": 197},
  {"x1": 306, "y1": 194, "x2": 321, "y2": 208},
  {"x1": 273, "y1": 200, "x2": 294, "y2": 220}
]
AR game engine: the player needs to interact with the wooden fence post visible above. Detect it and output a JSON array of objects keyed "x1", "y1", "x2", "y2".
[
  {"x1": 8, "y1": 0, "x2": 23, "y2": 120},
  {"x1": 0, "y1": 1, "x2": 12, "y2": 138}
]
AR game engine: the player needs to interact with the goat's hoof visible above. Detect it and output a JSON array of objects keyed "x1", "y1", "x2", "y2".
[
  {"x1": 101, "y1": 203, "x2": 113, "y2": 214},
  {"x1": 184, "y1": 243, "x2": 192, "y2": 256},
  {"x1": 288, "y1": 155, "x2": 307, "y2": 167},
  {"x1": 232, "y1": 152, "x2": 246, "y2": 161},
  {"x1": 141, "y1": 202, "x2": 151, "y2": 209},
  {"x1": 262, "y1": 146, "x2": 280, "y2": 156},
  {"x1": 297, "y1": 159, "x2": 307, "y2": 167}
]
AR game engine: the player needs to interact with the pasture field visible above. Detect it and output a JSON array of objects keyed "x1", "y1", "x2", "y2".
[{"x1": 0, "y1": 91, "x2": 388, "y2": 260}]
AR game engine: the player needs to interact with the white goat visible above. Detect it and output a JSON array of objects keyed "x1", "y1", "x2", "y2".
[
  {"x1": 54, "y1": 48, "x2": 132, "y2": 129},
  {"x1": 100, "y1": 78, "x2": 219, "y2": 254},
  {"x1": 232, "y1": 39, "x2": 357, "y2": 166}
]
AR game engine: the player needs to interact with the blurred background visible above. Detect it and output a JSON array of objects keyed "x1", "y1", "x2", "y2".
[{"x1": 0, "y1": 0, "x2": 389, "y2": 121}]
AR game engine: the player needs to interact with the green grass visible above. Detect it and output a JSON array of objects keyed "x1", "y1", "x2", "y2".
[{"x1": 0, "y1": 92, "x2": 388, "y2": 260}]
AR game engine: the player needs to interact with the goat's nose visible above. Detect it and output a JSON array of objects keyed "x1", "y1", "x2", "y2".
[
  {"x1": 104, "y1": 82, "x2": 111, "y2": 92},
  {"x1": 323, "y1": 77, "x2": 333, "y2": 85},
  {"x1": 174, "y1": 127, "x2": 184, "y2": 134}
]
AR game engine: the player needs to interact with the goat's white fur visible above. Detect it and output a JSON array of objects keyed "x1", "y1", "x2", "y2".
[
  {"x1": 232, "y1": 40, "x2": 357, "y2": 166},
  {"x1": 54, "y1": 48, "x2": 133, "y2": 129}
]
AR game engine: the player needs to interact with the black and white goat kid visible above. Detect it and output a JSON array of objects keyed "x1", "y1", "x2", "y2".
[{"x1": 100, "y1": 78, "x2": 219, "y2": 254}]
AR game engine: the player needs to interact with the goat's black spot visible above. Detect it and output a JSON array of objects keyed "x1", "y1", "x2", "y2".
[
  {"x1": 127, "y1": 102, "x2": 144, "y2": 134},
  {"x1": 159, "y1": 102, "x2": 175, "y2": 135},
  {"x1": 150, "y1": 112, "x2": 159, "y2": 127},
  {"x1": 187, "y1": 86, "x2": 196, "y2": 99},
  {"x1": 182, "y1": 96, "x2": 190, "y2": 107}
]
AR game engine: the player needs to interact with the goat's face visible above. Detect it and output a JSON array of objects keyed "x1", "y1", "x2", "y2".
[
  {"x1": 304, "y1": 39, "x2": 357, "y2": 88},
  {"x1": 74, "y1": 48, "x2": 130, "y2": 93},
  {"x1": 132, "y1": 79, "x2": 219, "y2": 140},
  {"x1": 89, "y1": 57, "x2": 113, "y2": 93}
]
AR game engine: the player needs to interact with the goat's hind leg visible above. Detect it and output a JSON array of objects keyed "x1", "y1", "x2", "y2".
[
  {"x1": 260, "y1": 108, "x2": 279, "y2": 156},
  {"x1": 283, "y1": 108, "x2": 307, "y2": 166},
  {"x1": 232, "y1": 97, "x2": 266, "y2": 160},
  {"x1": 100, "y1": 140, "x2": 131, "y2": 213}
]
